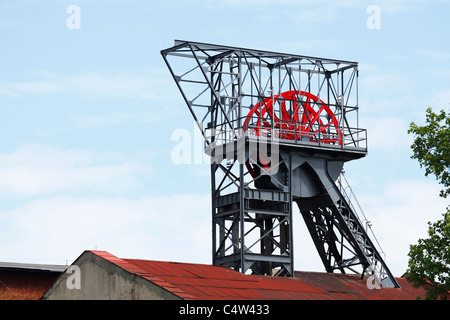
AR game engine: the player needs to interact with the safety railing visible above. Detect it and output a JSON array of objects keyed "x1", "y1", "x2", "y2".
[
  {"x1": 337, "y1": 172, "x2": 387, "y2": 262},
  {"x1": 204, "y1": 115, "x2": 367, "y2": 152}
]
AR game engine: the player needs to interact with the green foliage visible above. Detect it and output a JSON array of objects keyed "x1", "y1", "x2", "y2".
[
  {"x1": 406, "y1": 209, "x2": 450, "y2": 300},
  {"x1": 407, "y1": 107, "x2": 450, "y2": 299},
  {"x1": 408, "y1": 107, "x2": 450, "y2": 198}
]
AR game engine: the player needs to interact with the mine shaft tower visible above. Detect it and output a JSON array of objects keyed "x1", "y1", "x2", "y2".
[{"x1": 161, "y1": 40, "x2": 399, "y2": 288}]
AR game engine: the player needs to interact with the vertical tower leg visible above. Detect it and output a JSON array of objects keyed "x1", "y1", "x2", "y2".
[{"x1": 211, "y1": 153, "x2": 293, "y2": 276}]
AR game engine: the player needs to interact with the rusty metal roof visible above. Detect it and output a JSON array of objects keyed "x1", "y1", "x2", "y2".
[{"x1": 90, "y1": 251, "x2": 427, "y2": 300}]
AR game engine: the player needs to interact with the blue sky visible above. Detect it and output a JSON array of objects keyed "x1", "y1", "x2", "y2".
[{"x1": 0, "y1": 0, "x2": 448, "y2": 276}]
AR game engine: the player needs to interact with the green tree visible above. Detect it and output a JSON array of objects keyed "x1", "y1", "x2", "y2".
[
  {"x1": 406, "y1": 107, "x2": 450, "y2": 300},
  {"x1": 406, "y1": 209, "x2": 449, "y2": 300},
  {"x1": 408, "y1": 107, "x2": 449, "y2": 198}
]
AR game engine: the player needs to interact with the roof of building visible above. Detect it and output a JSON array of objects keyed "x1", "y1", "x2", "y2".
[
  {"x1": 88, "y1": 250, "x2": 427, "y2": 300},
  {"x1": 0, "y1": 262, "x2": 67, "y2": 273},
  {"x1": 0, "y1": 262, "x2": 66, "y2": 300}
]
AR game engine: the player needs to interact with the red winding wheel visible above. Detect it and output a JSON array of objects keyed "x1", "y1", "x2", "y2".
[
  {"x1": 243, "y1": 90, "x2": 342, "y2": 144},
  {"x1": 243, "y1": 90, "x2": 342, "y2": 178}
]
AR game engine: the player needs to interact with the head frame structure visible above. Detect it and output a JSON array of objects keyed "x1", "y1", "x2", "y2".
[{"x1": 162, "y1": 40, "x2": 398, "y2": 287}]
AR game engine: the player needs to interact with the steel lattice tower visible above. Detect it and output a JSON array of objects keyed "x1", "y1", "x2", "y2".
[{"x1": 161, "y1": 40, "x2": 399, "y2": 287}]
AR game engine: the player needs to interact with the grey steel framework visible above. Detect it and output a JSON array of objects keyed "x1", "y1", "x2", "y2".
[{"x1": 161, "y1": 40, "x2": 399, "y2": 287}]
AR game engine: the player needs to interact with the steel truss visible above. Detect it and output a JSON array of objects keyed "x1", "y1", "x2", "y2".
[
  {"x1": 292, "y1": 157, "x2": 399, "y2": 287},
  {"x1": 211, "y1": 148, "x2": 294, "y2": 276},
  {"x1": 161, "y1": 40, "x2": 366, "y2": 153},
  {"x1": 161, "y1": 40, "x2": 399, "y2": 287}
]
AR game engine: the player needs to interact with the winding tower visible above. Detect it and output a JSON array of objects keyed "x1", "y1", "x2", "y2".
[{"x1": 161, "y1": 40, "x2": 399, "y2": 288}]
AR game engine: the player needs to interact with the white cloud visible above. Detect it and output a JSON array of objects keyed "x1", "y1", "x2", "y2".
[
  {"x1": 360, "y1": 72, "x2": 414, "y2": 100},
  {"x1": 360, "y1": 115, "x2": 412, "y2": 151},
  {"x1": 0, "y1": 144, "x2": 149, "y2": 198},
  {"x1": 0, "y1": 144, "x2": 211, "y2": 265},
  {"x1": 219, "y1": 0, "x2": 446, "y2": 14},
  {"x1": 357, "y1": 73, "x2": 417, "y2": 152},
  {"x1": 0, "y1": 193, "x2": 211, "y2": 265},
  {"x1": 428, "y1": 88, "x2": 450, "y2": 108},
  {"x1": 358, "y1": 71, "x2": 421, "y2": 131},
  {"x1": 357, "y1": 179, "x2": 448, "y2": 276},
  {"x1": 221, "y1": 0, "x2": 358, "y2": 8},
  {"x1": 72, "y1": 112, "x2": 163, "y2": 128},
  {"x1": 354, "y1": 0, "x2": 447, "y2": 15},
  {"x1": 419, "y1": 50, "x2": 450, "y2": 60},
  {"x1": 5, "y1": 81, "x2": 60, "y2": 95},
  {"x1": 267, "y1": 39, "x2": 341, "y2": 56},
  {"x1": 0, "y1": 69, "x2": 170, "y2": 100},
  {"x1": 66, "y1": 72, "x2": 156, "y2": 99}
]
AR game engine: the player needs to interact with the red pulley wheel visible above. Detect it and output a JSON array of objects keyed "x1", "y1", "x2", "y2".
[{"x1": 243, "y1": 90, "x2": 342, "y2": 178}]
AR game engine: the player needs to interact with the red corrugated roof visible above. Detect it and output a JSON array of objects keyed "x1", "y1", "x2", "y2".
[{"x1": 89, "y1": 250, "x2": 427, "y2": 300}]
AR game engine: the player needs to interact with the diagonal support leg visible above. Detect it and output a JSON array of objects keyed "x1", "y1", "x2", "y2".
[{"x1": 294, "y1": 159, "x2": 399, "y2": 288}]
